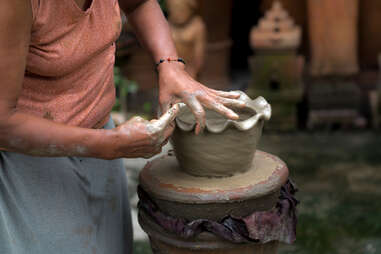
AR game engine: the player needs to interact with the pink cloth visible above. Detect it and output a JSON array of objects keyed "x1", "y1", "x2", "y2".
[{"x1": 18, "y1": 0, "x2": 122, "y2": 128}]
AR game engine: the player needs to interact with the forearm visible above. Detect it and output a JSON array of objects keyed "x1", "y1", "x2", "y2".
[
  {"x1": 121, "y1": 0, "x2": 178, "y2": 62},
  {"x1": 117, "y1": 0, "x2": 242, "y2": 133},
  {"x1": 0, "y1": 111, "x2": 117, "y2": 159}
]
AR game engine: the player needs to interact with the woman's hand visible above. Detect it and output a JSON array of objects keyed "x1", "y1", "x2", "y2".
[
  {"x1": 157, "y1": 62, "x2": 246, "y2": 134},
  {"x1": 122, "y1": 0, "x2": 244, "y2": 134},
  {"x1": 107, "y1": 104, "x2": 180, "y2": 159}
]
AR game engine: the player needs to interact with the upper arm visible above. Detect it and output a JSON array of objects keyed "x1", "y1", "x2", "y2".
[
  {"x1": 0, "y1": 0, "x2": 32, "y2": 117},
  {"x1": 118, "y1": 0, "x2": 149, "y2": 14}
]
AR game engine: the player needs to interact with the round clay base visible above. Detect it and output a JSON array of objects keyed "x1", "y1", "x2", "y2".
[{"x1": 139, "y1": 150, "x2": 289, "y2": 221}]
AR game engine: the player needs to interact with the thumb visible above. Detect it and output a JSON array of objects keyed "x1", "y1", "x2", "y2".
[{"x1": 151, "y1": 103, "x2": 181, "y2": 131}]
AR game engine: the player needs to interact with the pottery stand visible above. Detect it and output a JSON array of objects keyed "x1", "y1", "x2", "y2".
[
  {"x1": 306, "y1": 77, "x2": 365, "y2": 129},
  {"x1": 247, "y1": 1, "x2": 304, "y2": 131},
  {"x1": 138, "y1": 151, "x2": 288, "y2": 254},
  {"x1": 137, "y1": 92, "x2": 296, "y2": 253}
]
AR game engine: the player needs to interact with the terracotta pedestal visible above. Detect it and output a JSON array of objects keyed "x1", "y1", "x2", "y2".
[
  {"x1": 138, "y1": 151, "x2": 289, "y2": 254},
  {"x1": 307, "y1": 0, "x2": 359, "y2": 76},
  {"x1": 197, "y1": 0, "x2": 233, "y2": 90}
]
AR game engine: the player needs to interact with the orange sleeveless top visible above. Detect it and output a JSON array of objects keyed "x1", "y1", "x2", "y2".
[{"x1": 18, "y1": 0, "x2": 122, "y2": 128}]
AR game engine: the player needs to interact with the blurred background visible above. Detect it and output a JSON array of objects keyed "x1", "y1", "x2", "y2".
[{"x1": 113, "y1": 0, "x2": 381, "y2": 253}]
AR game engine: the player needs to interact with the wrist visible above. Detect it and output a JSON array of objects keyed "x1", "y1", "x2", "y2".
[
  {"x1": 90, "y1": 129, "x2": 122, "y2": 160},
  {"x1": 156, "y1": 57, "x2": 186, "y2": 73}
]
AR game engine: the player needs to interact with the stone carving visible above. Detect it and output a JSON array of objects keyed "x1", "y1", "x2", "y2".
[
  {"x1": 250, "y1": 1, "x2": 301, "y2": 51},
  {"x1": 171, "y1": 92, "x2": 271, "y2": 177},
  {"x1": 167, "y1": 0, "x2": 207, "y2": 78}
]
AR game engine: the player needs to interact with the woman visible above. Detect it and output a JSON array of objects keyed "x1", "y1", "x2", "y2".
[{"x1": 0, "y1": 0, "x2": 243, "y2": 253}]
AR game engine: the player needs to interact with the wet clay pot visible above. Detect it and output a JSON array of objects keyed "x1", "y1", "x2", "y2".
[{"x1": 171, "y1": 91, "x2": 271, "y2": 177}]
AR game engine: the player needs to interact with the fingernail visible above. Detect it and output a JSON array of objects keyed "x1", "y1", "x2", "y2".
[
  {"x1": 199, "y1": 125, "x2": 205, "y2": 134},
  {"x1": 195, "y1": 124, "x2": 200, "y2": 135},
  {"x1": 230, "y1": 91, "x2": 241, "y2": 97},
  {"x1": 231, "y1": 113, "x2": 239, "y2": 119}
]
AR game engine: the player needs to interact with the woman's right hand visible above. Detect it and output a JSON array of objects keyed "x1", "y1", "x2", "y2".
[{"x1": 106, "y1": 104, "x2": 180, "y2": 159}]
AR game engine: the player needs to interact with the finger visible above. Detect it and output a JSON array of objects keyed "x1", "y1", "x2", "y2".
[
  {"x1": 207, "y1": 102, "x2": 240, "y2": 120},
  {"x1": 159, "y1": 101, "x2": 171, "y2": 116},
  {"x1": 162, "y1": 122, "x2": 175, "y2": 141},
  {"x1": 197, "y1": 93, "x2": 240, "y2": 120},
  {"x1": 218, "y1": 97, "x2": 246, "y2": 108},
  {"x1": 162, "y1": 138, "x2": 169, "y2": 147},
  {"x1": 131, "y1": 116, "x2": 146, "y2": 123},
  {"x1": 143, "y1": 153, "x2": 155, "y2": 159},
  {"x1": 185, "y1": 97, "x2": 206, "y2": 135},
  {"x1": 142, "y1": 146, "x2": 162, "y2": 159},
  {"x1": 207, "y1": 89, "x2": 242, "y2": 99},
  {"x1": 159, "y1": 92, "x2": 173, "y2": 115},
  {"x1": 158, "y1": 137, "x2": 170, "y2": 151},
  {"x1": 160, "y1": 98, "x2": 182, "y2": 116},
  {"x1": 155, "y1": 146, "x2": 163, "y2": 155},
  {"x1": 151, "y1": 104, "x2": 180, "y2": 131}
]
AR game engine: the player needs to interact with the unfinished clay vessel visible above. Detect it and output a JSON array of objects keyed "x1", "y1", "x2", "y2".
[{"x1": 171, "y1": 91, "x2": 271, "y2": 177}]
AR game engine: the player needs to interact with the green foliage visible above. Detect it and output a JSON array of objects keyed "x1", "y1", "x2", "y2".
[
  {"x1": 143, "y1": 102, "x2": 152, "y2": 114},
  {"x1": 158, "y1": 0, "x2": 167, "y2": 16},
  {"x1": 113, "y1": 67, "x2": 138, "y2": 112}
]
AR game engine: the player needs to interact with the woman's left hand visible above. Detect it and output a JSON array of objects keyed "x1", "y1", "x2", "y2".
[{"x1": 157, "y1": 62, "x2": 246, "y2": 134}]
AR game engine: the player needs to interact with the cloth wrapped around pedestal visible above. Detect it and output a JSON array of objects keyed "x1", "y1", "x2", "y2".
[{"x1": 138, "y1": 179, "x2": 298, "y2": 244}]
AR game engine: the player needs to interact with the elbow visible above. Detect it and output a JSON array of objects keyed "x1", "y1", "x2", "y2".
[
  {"x1": 0, "y1": 108, "x2": 18, "y2": 147},
  {"x1": 0, "y1": 106, "x2": 16, "y2": 128}
]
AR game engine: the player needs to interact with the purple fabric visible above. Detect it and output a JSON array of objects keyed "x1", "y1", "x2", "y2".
[
  {"x1": 138, "y1": 179, "x2": 298, "y2": 244},
  {"x1": 242, "y1": 180, "x2": 298, "y2": 243}
]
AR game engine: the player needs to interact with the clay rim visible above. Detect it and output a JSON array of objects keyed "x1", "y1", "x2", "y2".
[{"x1": 175, "y1": 91, "x2": 272, "y2": 133}]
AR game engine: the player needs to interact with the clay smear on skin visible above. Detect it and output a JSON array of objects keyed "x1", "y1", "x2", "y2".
[{"x1": 147, "y1": 104, "x2": 180, "y2": 143}]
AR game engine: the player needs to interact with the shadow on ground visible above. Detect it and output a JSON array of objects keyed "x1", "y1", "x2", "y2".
[{"x1": 133, "y1": 131, "x2": 381, "y2": 254}]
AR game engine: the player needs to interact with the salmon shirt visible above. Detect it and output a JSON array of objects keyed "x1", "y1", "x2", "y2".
[{"x1": 18, "y1": 0, "x2": 122, "y2": 128}]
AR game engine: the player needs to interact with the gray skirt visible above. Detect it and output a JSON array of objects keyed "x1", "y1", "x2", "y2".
[{"x1": 0, "y1": 118, "x2": 132, "y2": 254}]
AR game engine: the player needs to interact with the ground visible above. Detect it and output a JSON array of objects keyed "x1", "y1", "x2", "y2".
[{"x1": 125, "y1": 130, "x2": 381, "y2": 254}]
